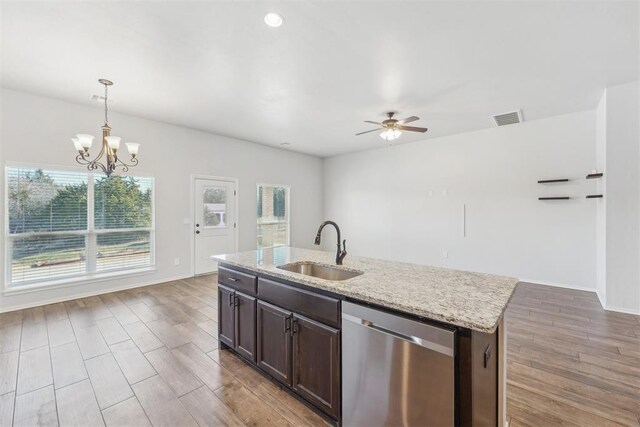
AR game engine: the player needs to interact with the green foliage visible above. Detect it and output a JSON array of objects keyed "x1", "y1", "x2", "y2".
[
  {"x1": 9, "y1": 168, "x2": 152, "y2": 259},
  {"x1": 94, "y1": 175, "x2": 152, "y2": 229}
]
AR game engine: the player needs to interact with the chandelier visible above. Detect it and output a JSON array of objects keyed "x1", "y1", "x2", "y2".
[{"x1": 72, "y1": 79, "x2": 140, "y2": 176}]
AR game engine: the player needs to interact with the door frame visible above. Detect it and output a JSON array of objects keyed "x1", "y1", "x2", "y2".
[{"x1": 190, "y1": 174, "x2": 239, "y2": 276}]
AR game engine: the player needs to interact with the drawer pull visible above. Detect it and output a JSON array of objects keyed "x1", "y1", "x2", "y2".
[
  {"x1": 484, "y1": 344, "x2": 492, "y2": 368},
  {"x1": 228, "y1": 277, "x2": 239, "y2": 282}
]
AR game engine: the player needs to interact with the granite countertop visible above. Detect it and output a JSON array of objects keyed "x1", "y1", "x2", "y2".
[{"x1": 213, "y1": 247, "x2": 518, "y2": 333}]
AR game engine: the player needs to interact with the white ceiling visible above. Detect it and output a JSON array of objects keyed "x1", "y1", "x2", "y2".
[{"x1": 1, "y1": 1, "x2": 638, "y2": 157}]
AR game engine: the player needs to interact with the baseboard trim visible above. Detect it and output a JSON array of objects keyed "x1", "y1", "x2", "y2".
[
  {"x1": 0, "y1": 273, "x2": 193, "y2": 313},
  {"x1": 518, "y1": 278, "x2": 596, "y2": 293},
  {"x1": 596, "y1": 290, "x2": 606, "y2": 309},
  {"x1": 602, "y1": 304, "x2": 640, "y2": 316}
]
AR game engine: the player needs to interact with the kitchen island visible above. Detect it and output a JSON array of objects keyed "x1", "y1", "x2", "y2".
[{"x1": 213, "y1": 246, "x2": 518, "y2": 426}]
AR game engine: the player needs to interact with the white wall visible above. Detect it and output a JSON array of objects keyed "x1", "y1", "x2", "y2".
[
  {"x1": 0, "y1": 89, "x2": 323, "y2": 312},
  {"x1": 602, "y1": 80, "x2": 640, "y2": 314},
  {"x1": 595, "y1": 91, "x2": 607, "y2": 303},
  {"x1": 323, "y1": 111, "x2": 598, "y2": 290}
]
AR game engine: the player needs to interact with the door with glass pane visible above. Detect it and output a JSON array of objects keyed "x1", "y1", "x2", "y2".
[{"x1": 194, "y1": 178, "x2": 236, "y2": 275}]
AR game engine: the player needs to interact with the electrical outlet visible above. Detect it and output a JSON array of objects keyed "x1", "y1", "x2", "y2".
[
  {"x1": 443, "y1": 251, "x2": 448, "y2": 258},
  {"x1": 174, "y1": 258, "x2": 180, "y2": 266}
]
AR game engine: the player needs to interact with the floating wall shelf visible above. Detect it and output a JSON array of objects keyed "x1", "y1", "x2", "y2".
[
  {"x1": 538, "y1": 179, "x2": 569, "y2": 184},
  {"x1": 539, "y1": 197, "x2": 570, "y2": 200},
  {"x1": 586, "y1": 173, "x2": 603, "y2": 179},
  {"x1": 586, "y1": 194, "x2": 603, "y2": 199}
]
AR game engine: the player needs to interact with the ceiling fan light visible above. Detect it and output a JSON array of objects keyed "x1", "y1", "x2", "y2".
[
  {"x1": 380, "y1": 129, "x2": 401, "y2": 141},
  {"x1": 76, "y1": 134, "x2": 94, "y2": 149}
]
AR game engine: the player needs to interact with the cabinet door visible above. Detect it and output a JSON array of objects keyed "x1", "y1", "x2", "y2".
[
  {"x1": 234, "y1": 291, "x2": 257, "y2": 363},
  {"x1": 257, "y1": 301, "x2": 292, "y2": 386},
  {"x1": 292, "y1": 314, "x2": 341, "y2": 419},
  {"x1": 218, "y1": 285, "x2": 235, "y2": 348}
]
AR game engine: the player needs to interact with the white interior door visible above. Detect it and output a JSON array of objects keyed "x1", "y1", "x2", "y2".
[{"x1": 194, "y1": 178, "x2": 237, "y2": 275}]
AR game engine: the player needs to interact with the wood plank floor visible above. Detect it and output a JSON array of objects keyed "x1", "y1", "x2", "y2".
[
  {"x1": 0, "y1": 276, "x2": 638, "y2": 426},
  {"x1": 506, "y1": 283, "x2": 640, "y2": 427}
]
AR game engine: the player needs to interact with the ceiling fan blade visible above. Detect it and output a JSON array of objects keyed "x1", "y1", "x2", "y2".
[
  {"x1": 355, "y1": 128, "x2": 383, "y2": 136},
  {"x1": 397, "y1": 125, "x2": 428, "y2": 133},
  {"x1": 398, "y1": 116, "x2": 419, "y2": 125},
  {"x1": 364, "y1": 120, "x2": 382, "y2": 125}
]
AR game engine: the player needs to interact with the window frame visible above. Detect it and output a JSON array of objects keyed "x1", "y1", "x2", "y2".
[
  {"x1": 4, "y1": 163, "x2": 156, "y2": 292},
  {"x1": 256, "y1": 183, "x2": 290, "y2": 249}
]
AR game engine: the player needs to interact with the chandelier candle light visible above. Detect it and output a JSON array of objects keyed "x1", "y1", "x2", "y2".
[{"x1": 72, "y1": 79, "x2": 140, "y2": 176}]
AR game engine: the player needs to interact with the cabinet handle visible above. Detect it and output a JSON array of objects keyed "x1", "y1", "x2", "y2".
[
  {"x1": 228, "y1": 277, "x2": 239, "y2": 282},
  {"x1": 284, "y1": 315, "x2": 292, "y2": 333},
  {"x1": 484, "y1": 344, "x2": 492, "y2": 368},
  {"x1": 228, "y1": 293, "x2": 234, "y2": 306},
  {"x1": 291, "y1": 318, "x2": 299, "y2": 335},
  {"x1": 233, "y1": 295, "x2": 239, "y2": 307}
]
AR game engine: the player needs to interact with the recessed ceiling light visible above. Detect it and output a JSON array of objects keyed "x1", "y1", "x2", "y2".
[{"x1": 264, "y1": 12, "x2": 284, "y2": 28}]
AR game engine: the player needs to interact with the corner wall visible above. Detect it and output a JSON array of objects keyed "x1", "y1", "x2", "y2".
[
  {"x1": 602, "y1": 80, "x2": 640, "y2": 314},
  {"x1": 323, "y1": 111, "x2": 598, "y2": 290},
  {"x1": 0, "y1": 89, "x2": 323, "y2": 312}
]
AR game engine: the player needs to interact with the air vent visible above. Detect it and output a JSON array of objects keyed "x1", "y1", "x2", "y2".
[{"x1": 492, "y1": 110, "x2": 522, "y2": 126}]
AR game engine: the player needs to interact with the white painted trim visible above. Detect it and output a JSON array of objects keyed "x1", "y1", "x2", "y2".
[
  {"x1": 518, "y1": 278, "x2": 596, "y2": 293},
  {"x1": 602, "y1": 304, "x2": 640, "y2": 316},
  {"x1": 0, "y1": 272, "x2": 191, "y2": 313},
  {"x1": 3, "y1": 267, "x2": 157, "y2": 296},
  {"x1": 190, "y1": 174, "x2": 239, "y2": 277}
]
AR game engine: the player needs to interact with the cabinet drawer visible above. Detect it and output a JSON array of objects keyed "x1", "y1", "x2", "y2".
[
  {"x1": 258, "y1": 278, "x2": 340, "y2": 328},
  {"x1": 219, "y1": 267, "x2": 257, "y2": 296}
]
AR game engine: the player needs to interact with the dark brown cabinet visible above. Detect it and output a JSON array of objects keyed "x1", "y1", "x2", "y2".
[
  {"x1": 292, "y1": 315, "x2": 341, "y2": 419},
  {"x1": 218, "y1": 284, "x2": 236, "y2": 348},
  {"x1": 219, "y1": 268, "x2": 341, "y2": 421},
  {"x1": 218, "y1": 284, "x2": 257, "y2": 363},
  {"x1": 257, "y1": 301, "x2": 292, "y2": 385},
  {"x1": 235, "y1": 292, "x2": 257, "y2": 362}
]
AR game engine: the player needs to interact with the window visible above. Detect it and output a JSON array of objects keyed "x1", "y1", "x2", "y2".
[
  {"x1": 256, "y1": 184, "x2": 289, "y2": 249},
  {"x1": 6, "y1": 166, "x2": 154, "y2": 288}
]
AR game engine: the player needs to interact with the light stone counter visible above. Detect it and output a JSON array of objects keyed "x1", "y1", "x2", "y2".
[{"x1": 213, "y1": 246, "x2": 518, "y2": 333}]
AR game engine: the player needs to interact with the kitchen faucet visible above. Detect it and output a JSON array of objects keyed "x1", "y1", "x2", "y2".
[{"x1": 314, "y1": 221, "x2": 347, "y2": 265}]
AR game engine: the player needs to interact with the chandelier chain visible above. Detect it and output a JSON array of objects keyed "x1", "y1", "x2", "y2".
[{"x1": 104, "y1": 82, "x2": 109, "y2": 125}]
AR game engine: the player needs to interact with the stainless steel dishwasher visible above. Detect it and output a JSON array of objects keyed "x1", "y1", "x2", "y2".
[{"x1": 342, "y1": 301, "x2": 456, "y2": 426}]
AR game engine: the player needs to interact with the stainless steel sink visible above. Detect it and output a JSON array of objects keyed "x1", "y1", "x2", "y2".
[{"x1": 277, "y1": 262, "x2": 363, "y2": 281}]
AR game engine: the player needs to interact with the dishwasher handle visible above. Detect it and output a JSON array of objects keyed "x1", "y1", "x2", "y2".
[{"x1": 343, "y1": 312, "x2": 454, "y2": 357}]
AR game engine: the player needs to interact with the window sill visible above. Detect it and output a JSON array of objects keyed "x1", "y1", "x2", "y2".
[{"x1": 3, "y1": 266, "x2": 157, "y2": 296}]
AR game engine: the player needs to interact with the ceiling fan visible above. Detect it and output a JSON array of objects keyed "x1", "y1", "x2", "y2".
[{"x1": 356, "y1": 112, "x2": 428, "y2": 141}]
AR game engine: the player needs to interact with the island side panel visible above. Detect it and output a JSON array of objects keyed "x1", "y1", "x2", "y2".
[{"x1": 498, "y1": 318, "x2": 506, "y2": 427}]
